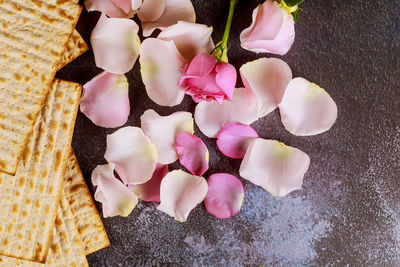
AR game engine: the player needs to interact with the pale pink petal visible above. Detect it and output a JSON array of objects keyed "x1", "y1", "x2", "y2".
[
  {"x1": 278, "y1": 78, "x2": 338, "y2": 136},
  {"x1": 141, "y1": 109, "x2": 194, "y2": 164},
  {"x1": 216, "y1": 123, "x2": 259, "y2": 159},
  {"x1": 104, "y1": 127, "x2": 158, "y2": 185},
  {"x1": 111, "y1": 0, "x2": 132, "y2": 13},
  {"x1": 239, "y1": 139, "x2": 310, "y2": 197},
  {"x1": 80, "y1": 71, "x2": 130, "y2": 128},
  {"x1": 91, "y1": 164, "x2": 138, "y2": 217},
  {"x1": 129, "y1": 163, "x2": 168, "y2": 202},
  {"x1": 176, "y1": 132, "x2": 209, "y2": 176},
  {"x1": 240, "y1": 57, "x2": 292, "y2": 117},
  {"x1": 131, "y1": 0, "x2": 142, "y2": 10},
  {"x1": 194, "y1": 87, "x2": 259, "y2": 138},
  {"x1": 157, "y1": 170, "x2": 208, "y2": 222},
  {"x1": 240, "y1": 0, "x2": 295, "y2": 55},
  {"x1": 141, "y1": 0, "x2": 196, "y2": 37},
  {"x1": 139, "y1": 38, "x2": 186, "y2": 106},
  {"x1": 204, "y1": 173, "x2": 244, "y2": 219},
  {"x1": 158, "y1": 21, "x2": 214, "y2": 62},
  {"x1": 91, "y1": 14, "x2": 141, "y2": 74},
  {"x1": 138, "y1": 0, "x2": 165, "y2": 22},
  {"x1": 85, "y1": 0, "x2": 136, "y2": 18}
]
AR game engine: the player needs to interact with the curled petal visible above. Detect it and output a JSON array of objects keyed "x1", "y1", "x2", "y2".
[
  {"x1": 80, "y1": 71, "x2": 130, "y2": 128},
  {"x1": 239, "y1": 139, "x2": 310, "y2": 197},
  {"x1": 91, "y1": 14, "x2": 141, "y2": 74},
  {"x1": 176, "y1": 132, "x2": 209, "y2": 176},
  {"x1": 158, "y1": 21, "x2": 214, "y2": 62},
  {"x1": 138, "y1": 0, "x2": 165, "y2": 22},
  {"x1": 157, "y1": 170, "x2": 208, "y2": 222},
  {"x1": 216, "y1": 123, "x2": 259, "y2": 159},
  {"x1": 92, "y1": 164, "x2": 138, "y2": 217},
  {"x1": 195, "y1": 87, "x2": 259, "y2": 138},
  {"x1": 129, "y1": 163, "x2": 169, "y2": 202},
  {"x1": 240, "y1": 0, "x2": 295, "y2": 55},
  {"x1": 84, "y1": 0, "x2": 137, "y2": 18},
  {"x1": 278, "y1": 78, "x2": 338, "y2": 136},
  {"x1": 240, "y1": 57, "x2": 292, "y2": 117},
  {"x1": 104, "y1": 127, "x2": 158, "y2": 185},
  {"x1": 141, "y1": 109, "x2": 194, "y2": 164},
  {"x1": 141, "y1": 0, "x2": 196, "y2": 37},
  {"x1": 139, "y1": 38, "x2": 186, "y2": 106},
  {"x1": 204, "y1": 173, "x2": 244, "y2": 219}
]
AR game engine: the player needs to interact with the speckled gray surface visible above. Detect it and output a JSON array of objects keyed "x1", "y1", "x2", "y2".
[{"x1": 56, "y1": 0, "x2": 400, "y2": 266}]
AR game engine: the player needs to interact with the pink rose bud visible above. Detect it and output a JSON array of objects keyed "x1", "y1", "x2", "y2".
[
  {"x1": 240, "y1": 0, "x2": 295, "y2": 55},
  {"x1": 178, "y1": 53, "x2": 237, "y2": 104}
]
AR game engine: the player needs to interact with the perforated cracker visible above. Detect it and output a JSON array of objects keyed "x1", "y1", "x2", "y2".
[
  {"x1": 64, "y1": 150, "x2": 111, "y2": 255},
  {"x1": 0, "y1": 80, "x2": 81, "y2": 262},
  {"x1": 0, "y1": 0, "x2": 81, "y2": 175},
  {"x1": 0, "y1": 191, "x2": 88, "y2": 267},
  {"x1": 58, "y1": 30, "x2": 88, "y2": 70}
]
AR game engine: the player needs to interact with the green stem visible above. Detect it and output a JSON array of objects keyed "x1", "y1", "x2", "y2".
[{"x1": 221, "y1": 0, "x2": 237, "y2": 50}]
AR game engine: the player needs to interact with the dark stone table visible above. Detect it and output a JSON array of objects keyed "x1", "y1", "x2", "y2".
[{"x1": 56, "y1": 0, "x2": 400, "y2": 265}]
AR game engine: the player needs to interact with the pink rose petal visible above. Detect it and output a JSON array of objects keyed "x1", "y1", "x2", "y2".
[
  {"x1": 80, "y1": 71, "x2": 130, "y2": 128},
  {"x1": 215, "y1": 62, "x2": 237, "y2": 101},
  {"x1": 176, "y1": 132, "x2": 209, "y2": 176},
  {"x1": 239, "y1": 139, "x2": 310, "y2": 197},
  {"x1": 240, "y1": 57, "x2": 292, "y2": 117},
  {"x1": 195, "y1": 87, "x2": 259, "y2": 138},
  {"x1": 141, "y1": 0, "x2": 196, "y2": 37},
  {"x1": 92, "y1": 163, "x2": 138, "y2": 217},
  {"x1": 91, "y1": 14, "x2": 141, "y2": 74},
  {"x1": 104, "y1": 127, "x2": 158, "y2": 185},
  {"x1": 139, "y1": 38, "x2": 186, "y2": 106},
  {"x1": 204, "y1": 173, "x2": 244, "y2": 219},
  {"x1": 137, "y1": 0, "x2": 165, "y2": 22},
  {"x1": 141, "y1": 109, "x2": 194, "y2": 164},
  {"x1": 278, "y1": 78, "x2": 338, "y2": 136},
  {"x1": 85, "y1": 0, "x2": 137, "y2": 18},
  {"x1": 158, "y1": 21, "x2": 214, "y2": 62},
  {"x1": 129, "y1": 163, "x2": 169, "y2": 202},
  {"x1": 216, "y1": 123, "x2": 259, "y2": 159},
  {"x1": 157, "y1": 170, "x2": 208, "y2": 222},
  {"x1": 240, "y1": 0, "x2": 295, "y2": 55}
]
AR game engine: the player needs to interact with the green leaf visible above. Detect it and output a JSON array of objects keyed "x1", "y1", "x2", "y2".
[{"x1": 283, "y1": 0, "x2": 304, "y2": 7}]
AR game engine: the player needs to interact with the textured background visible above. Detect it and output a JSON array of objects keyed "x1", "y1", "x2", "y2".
[{"x1": 57, "y1": 0, "x2": 400, "y2": 266}]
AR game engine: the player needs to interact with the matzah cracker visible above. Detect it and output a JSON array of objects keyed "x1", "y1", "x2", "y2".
[
  {"x1": 0, "y1": 0, "x2": 81, "y2": 175},
  {"x1": 0, "y1": 191, "x2": 88, "y2": 267},
  {"x1": 64, "y1": 150, "x2": 110, "y2": 255},
  {"x1": 57, "y1": 30, "x2": 88, "y2": 70},
  {"x1": 0, "y1": 80, "x2": 81, "y2": 262}
]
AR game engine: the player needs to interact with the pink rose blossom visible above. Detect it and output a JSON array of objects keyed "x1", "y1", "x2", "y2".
[{"x1": 178, "y1": 53, "x2": 237, "y2": 104}]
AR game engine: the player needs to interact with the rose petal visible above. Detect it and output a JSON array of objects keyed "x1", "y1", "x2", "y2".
[
  {"x1": 176, "y1": 132, "x2": 209, "y2": 176},
  {"x1": 204, "y1": 173, "x2": 244, "y2": 219},
  {"x1": 194, "y1": 87, "x2": 259, "y2": 138},
  {"x1": 80, "y1": 71, "x2": 130, "y2": 128},
  {"x1": 91, "y1": 14, "x2": 141, "y2": 74},
  {"x1": 137, "y1": 0, "x2": 165, "y2": 22},
  {"x1": 131, "y1": 0, "x2": 142, "y2": 10},
  {"x1": 141, "y1": 109, "x2": 194, "y2": 164},
  {"x1": 240, "y1": 57, "x2": 292, "y2": 117},
  {"x1": 129, "y1": 163, "x2": 169, "y2": 202},
  {"x1": 216, "y1": 123, "x2": 259, "y2": 159},
  {"x1": 157, "y1": 170, "x2": 208, "y2": 222},
  {"x1": 104, "y1": 127, "x2": 158, "y2": 185},
  {"x1": 278, "y1": 78, "x2": 338, "y2": 136},
  {"x1": 141, "y1": 0, "x2": 196, "y2": 37},
  {"x1": 158, "y1": 21, "x2": 214, "y2": 62},
  {"x1": 91, "y1": 163, "x2": 138, "y2": 217},
  {"x1": 239, "y1": 139, "x2": 310, "y2": 197},
  {"x1": 85, "y1": 0, "x2": 136, "y2": 18},
  {"x1": 139, "y1": 38, "x2": 186, "y2": 106},
  {"x1": 240, "y1": 0, "x2": 295, "y2": 55},
  {"x1": 215, "y1": 62, "x2": 236, "y2": 101}
]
